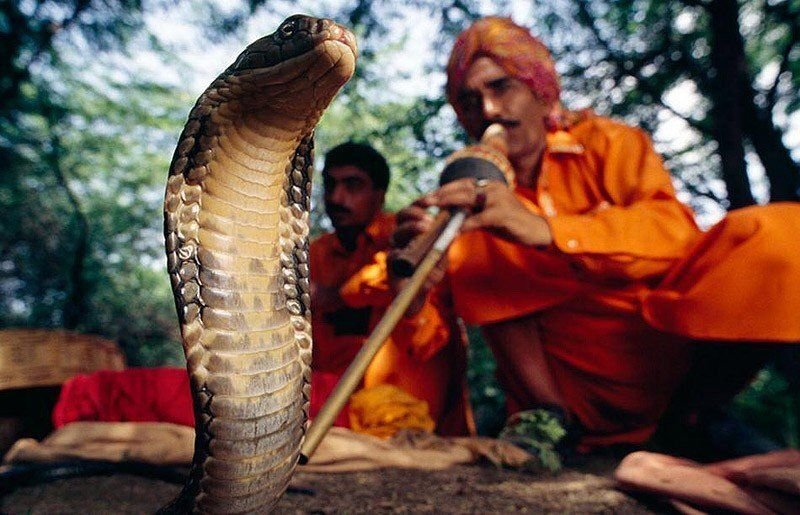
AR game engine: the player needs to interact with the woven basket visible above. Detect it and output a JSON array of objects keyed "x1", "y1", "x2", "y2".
[{"x1": 0, "y1": 329, "x2": 125, "y2": 391}]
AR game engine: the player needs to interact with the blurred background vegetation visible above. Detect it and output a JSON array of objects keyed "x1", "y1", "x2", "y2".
[{"x1": 1, "y1": 0, "x2": 798, "y2": 443}]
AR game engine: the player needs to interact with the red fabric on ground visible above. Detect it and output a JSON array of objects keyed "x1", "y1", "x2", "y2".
[
  {"x1": 52, "y1": 367, "x2": 194, "y2": 428},
  {"x1": 309, "y1": 370, "x2": 351, "y2": 428}
]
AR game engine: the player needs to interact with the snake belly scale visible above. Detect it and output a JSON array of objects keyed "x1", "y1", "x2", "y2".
[{"x1": 162, "y1": 15, "x2": 356, "y2": 513}]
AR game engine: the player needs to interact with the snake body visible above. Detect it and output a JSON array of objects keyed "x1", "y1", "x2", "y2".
[{"x1": 162, "y1": 16, "x2": 356, "y2": 513}]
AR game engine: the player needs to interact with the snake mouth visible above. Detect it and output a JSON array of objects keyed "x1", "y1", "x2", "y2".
[{"x1": 327, "y1": 21, "x2": 358, "y2": 57}]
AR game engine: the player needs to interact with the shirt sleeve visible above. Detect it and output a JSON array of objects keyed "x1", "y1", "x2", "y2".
[
  {"x1": 390, "y1": 286, "x2": 451, "y2": 363},
  {"x1": 339, "y1": 251, "x2": 451, "y2": 362},
  {"x1": 338, "y1": 251, "x2": 394, "y2": 308},
  {"x1": 545, "y1": 122, "x2": 700, "y2": 282}
]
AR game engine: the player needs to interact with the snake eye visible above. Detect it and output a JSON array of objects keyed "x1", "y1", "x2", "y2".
[{"x1": 280, "y1": 22, "x2": 295, "y2": 37}]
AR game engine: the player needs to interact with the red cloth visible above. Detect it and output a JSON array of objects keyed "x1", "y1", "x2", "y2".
[
  {"x1": 53, "y1": 367, "x2": 194, "y2": 428},
  {"x1": 309, "y1": 370, "x2": 350, "y2": 428}
]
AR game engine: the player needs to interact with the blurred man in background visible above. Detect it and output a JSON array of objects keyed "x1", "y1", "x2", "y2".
[{"x1": 309, "y1": 141, "x2": 474, "y2": 437}]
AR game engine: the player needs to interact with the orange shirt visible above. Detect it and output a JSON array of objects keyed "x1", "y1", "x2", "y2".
[
  {"x1": 446, "y1": 114, "x2": 800, "y2": 447},
  {"x1": 447, "y1": 115, "x2": 701, "y2": 446},
  {"x1": 309, "y1": 212, "x2": 474, "y2": 436},
  {"x1": 642, "y1": 201, "x2": 800, "y2": 341},
  {"x1": 448, "y1": 116, "x2": 702, "y2": 326}
]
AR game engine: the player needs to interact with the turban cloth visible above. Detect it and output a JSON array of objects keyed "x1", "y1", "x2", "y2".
[{"x1": 446, "y1": 17, "x2": 560, "y2": 130}]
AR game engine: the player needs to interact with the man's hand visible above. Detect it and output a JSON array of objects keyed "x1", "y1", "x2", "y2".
[
  {"x1": 388, "y1": 199, "x2": 448, "y2": 316},
  {"x1": 430, "y1": 178, "x2": 553, "y2": 247},
  {"x1": 389, "y1": 178, "x2": 551, "y2": 316}
]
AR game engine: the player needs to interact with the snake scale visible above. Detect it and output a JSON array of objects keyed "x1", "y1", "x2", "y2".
[{"x1": 162, "y1": 15, "x2": 356, "y2": 513}]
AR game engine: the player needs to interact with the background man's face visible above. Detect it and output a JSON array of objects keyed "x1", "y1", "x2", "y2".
[
  {"x1": 323, "y1": 165, "x2": 385, "y2": 231},
  {"x1": 457, "y1": 56, "x2": 550, "y2": 164}
]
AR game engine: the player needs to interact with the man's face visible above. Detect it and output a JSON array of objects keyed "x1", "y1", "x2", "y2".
[
  {"x1": 456, "y1": 56, "x2": 551, "y2": 165},
  {"x1": 323, "y1": 165, "x2": 385, "y2": 231}
]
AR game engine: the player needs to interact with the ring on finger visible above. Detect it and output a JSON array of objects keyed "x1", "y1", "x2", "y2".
[{"x1": 473, "y1": 178, "x2": 489, "y2": 212}]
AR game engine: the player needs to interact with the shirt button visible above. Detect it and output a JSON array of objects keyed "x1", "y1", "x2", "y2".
[{"x1": 567, "y1": 239, "x2": 579, "y2": 250}]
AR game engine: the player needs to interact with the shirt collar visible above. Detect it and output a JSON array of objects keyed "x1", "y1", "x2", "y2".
[{"x1": 546, "y1": 129, "x2": 584, "y2": 155}]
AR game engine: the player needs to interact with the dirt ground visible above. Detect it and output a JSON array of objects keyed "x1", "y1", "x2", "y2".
[{"x1": 0, "y1": 461, "x2": 665, "y2": 514}]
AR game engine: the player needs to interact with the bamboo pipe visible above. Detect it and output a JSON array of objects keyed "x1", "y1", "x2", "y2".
[{"x1": 299, "y1": 212, "x2": 464, "y2": 463}]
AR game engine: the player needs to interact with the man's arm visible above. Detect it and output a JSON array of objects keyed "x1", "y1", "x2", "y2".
[
  {"x1": 340, "y1": 251, "x2": 452, "y2": 362},
  {"x1": 425, "y1": 120, "x2": 700, "y2": 282},
  {"x1": 544, "y1": 121, "x2": 700, "y2": 281}
]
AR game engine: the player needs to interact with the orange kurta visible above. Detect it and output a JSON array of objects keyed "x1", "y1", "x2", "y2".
[
  {"x1": 309, "y1": 213, "x2": 474, "y2": 436},
  {"x1": 642, "y1": 202, "x2": 800, "y2": 341},
  {"x1": 448, "y1": 115, "x2": 700, "y2": 446},
  {"x1": 447, "y1": 114, "x2": 800, "y2": 447}
]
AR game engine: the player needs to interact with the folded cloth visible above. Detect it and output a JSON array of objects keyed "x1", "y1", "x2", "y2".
[
  {"x1": 3, "y1": 423, "x2": 532, "y2": 474},
  {"x1": 348, "y1": 384, "x2": 435, "y2": 438},
  {"x1": 303, "y1": 427, "x2": 534, "y2": 473},
  {"x1": 52, "y1": 368, "x2": 194, "y2": 428},
  {"x1": 615, "y1": 450, "x2": 800, "y2": 515},
  {"x1": 3, "y1": 422, "x2": 194, "y2": 466}
]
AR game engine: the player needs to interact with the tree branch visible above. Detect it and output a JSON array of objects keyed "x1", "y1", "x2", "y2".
[
  {"x1": 765, "y1": 23, "x2": 799, "y2": 110},
  {"x1": 573, "y1": 2, "x2": 708, "y2": 133},
  {"x1": 44, "y1": 106, "x2": 90, "y2": 330},
  {"x1": 678, "y1": 0, "x2": 710, "y2": 10}
]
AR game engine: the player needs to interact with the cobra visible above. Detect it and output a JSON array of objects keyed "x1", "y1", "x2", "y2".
[{"x1": 162, "y1": 15, "x2": 356, "y2": 513}]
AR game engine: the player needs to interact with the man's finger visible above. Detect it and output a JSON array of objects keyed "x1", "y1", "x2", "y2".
[
  {"x1": 395, "y1": 204, "x2": 432, "y2": 224},
  {"x1": 391, "y1": 220, "x2": 432, "y2": 248},
  {"x1": 460, "y1": 212, "x2": 488, "y2": 233}
]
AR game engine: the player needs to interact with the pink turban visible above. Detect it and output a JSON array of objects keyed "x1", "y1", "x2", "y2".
[{"x1": 446, "y1": 17, "x2": 560, "y2": 127}]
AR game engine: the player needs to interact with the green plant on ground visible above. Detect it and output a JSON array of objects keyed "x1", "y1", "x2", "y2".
[{"x1": 499, "y1": 409, "x2": 568, "y2": 473}]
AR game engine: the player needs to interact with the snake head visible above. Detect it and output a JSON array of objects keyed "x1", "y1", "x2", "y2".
[
  {"x1": 229, "y1": 15, "x2": 357, "y2": 74},
  {"x1": 222, "y1": 15, "x2": 357, "y2": 122}
]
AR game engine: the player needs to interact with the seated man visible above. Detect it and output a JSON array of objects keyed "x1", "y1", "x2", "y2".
[
  {"x1": 391, "y1": 17, "x2": 800, "y2": 458},
  {"x1": 309, "y1": 141, "x2": 474, "y2": 437}
]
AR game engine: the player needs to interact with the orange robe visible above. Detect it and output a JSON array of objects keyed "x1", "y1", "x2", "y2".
[
  {"x1": 642, "y1": 202, "x2": 800, "y2": 341},
  {"x1": 309, "y1": 212, "x2": 474, "y2": 436},
  {"x1": 445, "y1": 114, "x2": 800, "y2": 447}
]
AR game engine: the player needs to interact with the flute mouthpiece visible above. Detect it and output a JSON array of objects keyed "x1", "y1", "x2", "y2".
[{"x1": 480, "y1": 123, "x2": 509, "y2": 156}]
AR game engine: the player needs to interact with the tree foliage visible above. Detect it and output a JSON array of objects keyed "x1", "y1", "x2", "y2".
[{"x1": 0, "y1": 0, "x2": 239, "y2": 363}]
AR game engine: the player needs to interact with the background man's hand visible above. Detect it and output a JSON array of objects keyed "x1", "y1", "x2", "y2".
[{"x1": 388, "y1": 198, "x2": 448, "y2": 316}]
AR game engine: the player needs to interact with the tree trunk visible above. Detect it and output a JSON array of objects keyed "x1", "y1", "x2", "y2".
[
  {"x1": 62, "y1": 214, "x2": 89, "y2": 330},
  {"x1": 48, "y1": 127, "x2": 89, "y2": 331},
  {"x1": 707, "y1": 0, "x2": 755, "y2": 208},
  {"x1": 742, "y1": 95, "x2": 800, "y2": 202}
]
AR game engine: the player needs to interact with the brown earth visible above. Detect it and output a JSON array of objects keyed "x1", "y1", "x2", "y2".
[{"x1": 0, "y1": 462, "x2": 666, "y2": 514}]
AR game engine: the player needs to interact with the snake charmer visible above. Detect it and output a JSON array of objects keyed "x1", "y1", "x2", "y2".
[{"x1": 390, "y1": 16, "x2": 800, "y2": 458}]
